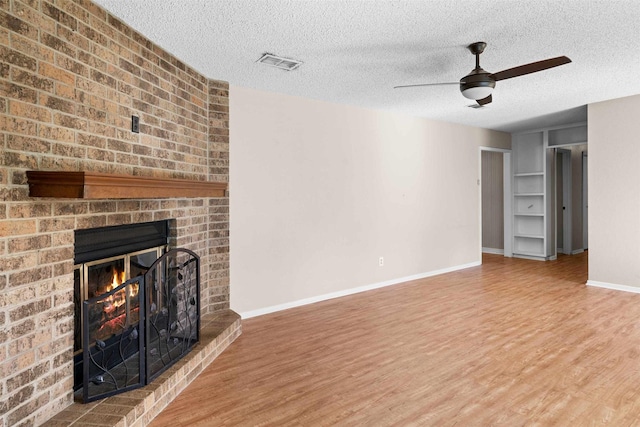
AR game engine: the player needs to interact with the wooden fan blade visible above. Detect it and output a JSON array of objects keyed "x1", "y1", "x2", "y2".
[
  {"x1": 393, "y1": 82, "x2": 458, "y2": 89},
  {"x1": 477, "y1": 94, "x2": 492, "y2": 106},
  {"x1": 491, "y1": 56, "x2": 571, "y2": 81}
]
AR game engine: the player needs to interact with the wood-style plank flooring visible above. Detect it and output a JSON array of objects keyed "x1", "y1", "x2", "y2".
[{"x1": 151, "y1": 253, "x2": 640, "y2": 426}]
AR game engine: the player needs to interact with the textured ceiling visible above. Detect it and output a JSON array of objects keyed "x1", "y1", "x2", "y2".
[{"x1": 94, "y1": 0, "x2": 640, "y2": 132}]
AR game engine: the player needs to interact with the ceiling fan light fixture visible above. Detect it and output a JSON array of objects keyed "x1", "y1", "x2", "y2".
[
  {"x1": 459, "y1": 68, "x2": 496, "y2": 100},
  {"x1": 461, "y1": 85, "x2": 493, "y2": 100}
]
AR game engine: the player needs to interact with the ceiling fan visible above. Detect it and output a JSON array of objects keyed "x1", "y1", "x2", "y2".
[{"x1": 394, "y1": 42, "x2": 571, "y2": 106}]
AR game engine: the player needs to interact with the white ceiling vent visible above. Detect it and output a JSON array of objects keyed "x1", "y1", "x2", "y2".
[{"x1": 256, "y1": 53, "x2": 302, "y2": 71}]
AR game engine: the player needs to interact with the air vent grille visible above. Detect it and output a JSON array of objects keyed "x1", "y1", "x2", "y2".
[{"x1": 256, "y1": 53, "x2": 302, "y2": 71}]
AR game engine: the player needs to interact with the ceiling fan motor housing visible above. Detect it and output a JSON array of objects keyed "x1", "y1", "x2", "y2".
[{"x1": 460, "y1": 69, "x2": 495, "y2": 100}]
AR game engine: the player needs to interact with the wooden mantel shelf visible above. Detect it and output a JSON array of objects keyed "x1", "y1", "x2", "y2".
[{"x1": 26, "y1": 171, "x2": 227, "y2": 199}]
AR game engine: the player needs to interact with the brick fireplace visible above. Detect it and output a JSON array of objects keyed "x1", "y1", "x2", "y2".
[{"x1": 0, "y1": 1, "x2": 238, "y2": 425}]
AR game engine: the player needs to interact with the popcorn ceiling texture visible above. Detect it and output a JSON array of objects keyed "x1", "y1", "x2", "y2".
[
  {"x1": 94, "y1": 0, "x2": 640, "y2": 132},
  {"x1": 0, "y1": 1, "x2": 230, "y2": 425}
]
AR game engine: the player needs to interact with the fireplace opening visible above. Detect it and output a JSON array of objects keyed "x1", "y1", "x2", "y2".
[
  {"x1": 73, "y1": 221, "x2": 201, "y2": 402},
  {"x1": 73, "y1": 247, "x2": 164, "y2": 358}
]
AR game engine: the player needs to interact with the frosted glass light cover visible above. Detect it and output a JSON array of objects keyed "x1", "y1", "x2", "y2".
[{"x1": 461, "y1": 86, "x2": 493, "y2": 100}]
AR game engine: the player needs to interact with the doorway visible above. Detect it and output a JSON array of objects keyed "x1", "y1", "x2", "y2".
[
  {"x1": 556, "y1": 149, "x2": 572, "y2": 255},
  {"x1": 551, "y1": 144, "x2": 588, "y2": 256},
  {"x1": 582, "y1": 153, "x2": 588, "y2": 249},
  {"x1": 480, "y1": 148, "x2": 512, "y2": 257}
]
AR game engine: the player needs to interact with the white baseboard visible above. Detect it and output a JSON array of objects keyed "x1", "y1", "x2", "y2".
[
  {"x1": 239, "y1": 261, "x2": 482, "y2": 319},
  {"x1": 557, "y1": 249, "x2": 585, "y2": 256},
  {"x1": 586, "y1": 280, "x2": 640, "y2": 294},
  {"x1": 482, "y1": 247, "x2": 504, "y2": 255}
]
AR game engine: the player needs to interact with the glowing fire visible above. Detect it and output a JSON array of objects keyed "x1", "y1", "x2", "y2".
[
  {"x1": 108, "y1": 269, "x2": 126, "y2": 291},
  {"x1": 101, "y1": 270, "x2": 139, "y2": 315},
  {"x1": 93, "y1": 269, "x2": 141, "y2": 340}
]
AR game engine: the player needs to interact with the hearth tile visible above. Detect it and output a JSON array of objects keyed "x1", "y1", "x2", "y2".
[
  {"x1": 114, "y1": 389, "x2": 151, "y2": 400},
  {"x1": 143, "y1": 393, "x2": 155, "y2": 414},
  {"x1": 46, "y1": 408, "x2": 85, "y2": 423},
  {"x1": 91, "y1": 403, "x2": 137, "y2": 426},
  {"x1": 186, "y1": 363, "x2": 204, "y2": 383},
  {"x1": 75, "y1": 411, "x2": 125, "y2": 426},
  {"x1": 94, "y1": 401, "x2": 137, "y2": 413},
  {"x1": 103, "y1": 395, "x2": 140, "y2": 408},
  {"x1": 135, "y1": 401, "x2": 146, "y2": 419},
  {"x1": 44, "y1": 421, "x2": 78, "y2": 427}
]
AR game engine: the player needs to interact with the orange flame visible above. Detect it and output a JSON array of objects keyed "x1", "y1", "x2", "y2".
[
  {"x1": 107, "y1": 270, "x2": 127, "y2": 292},
  {"x1": 102, "y1": 270, "x2": 138, "y2": 314},
  {"x1": 129, "y1": 282, "x2": 139, "y2": 298}
]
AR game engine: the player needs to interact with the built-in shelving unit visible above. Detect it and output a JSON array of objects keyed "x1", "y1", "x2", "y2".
[
  {"x1": 511, "y1": 122, "x2": 587, "y2": 261},
  {"x1": 512, "y1": 131, "x2": 547, "y2": 260}
]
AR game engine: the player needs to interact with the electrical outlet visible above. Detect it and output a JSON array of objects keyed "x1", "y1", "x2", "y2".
[
  {"x1": 132, "y1": 115, "x2": 140, "y2": 133},
  {"x1": 379, "y1": 256, "x2": 384, "y2": 267}
]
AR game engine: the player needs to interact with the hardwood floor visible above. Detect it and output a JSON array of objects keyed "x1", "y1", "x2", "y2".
[{"x1": 151, "y1": 253, "x2": 640, "y2": 426}]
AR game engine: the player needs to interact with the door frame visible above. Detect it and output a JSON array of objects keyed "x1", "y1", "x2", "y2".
[
  {"x1": 479, "y1": 147, "x2": 512, "y2": 259},
  {"x1": 556, "y1": 148, "x2": 572, "y2": 255},
  {"x1": 582, "y1": 152, "x2": 588, "y2": 249}
]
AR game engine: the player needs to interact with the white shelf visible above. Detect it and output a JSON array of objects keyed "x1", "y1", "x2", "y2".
[
  {"x1": 513, "y1": 251, "x2": 546, "y2": 258},
  {"x1": 548, "y1": 140, "x2": 587, "y2": 147},
  {"x1": 548, "y1": 124, "x2": 587, "y2": 146},
  {"x1": 514, "y1": 172, "x2": 544, "y2": 177},
  {"x1": 514, "y1": 193, "x2": 544, "y2": 197},
  {"x1": 514, "y1": 233, "x2": 544, "y2": 239},
  {"x1": 514, "y1": 213, "x2": 544, "y2": 217}
]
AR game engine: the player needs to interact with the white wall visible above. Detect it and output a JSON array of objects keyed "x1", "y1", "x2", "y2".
[
  {"x1": 588, "y1": 95, "x2": 640, "y2": 289},
  {"x1": 230, "y1": 86, "x2": 510, "y2": 316}
]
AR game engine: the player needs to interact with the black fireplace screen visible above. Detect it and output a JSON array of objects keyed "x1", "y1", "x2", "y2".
[
  {"x1": 81, "y1": 248, "x2": 200, "y2": 402},
  {"x1": 82, "y1": 276, "x2": 144, "y2": 401}
]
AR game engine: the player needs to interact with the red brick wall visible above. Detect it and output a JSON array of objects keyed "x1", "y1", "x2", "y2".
[{"x1": 0, "y1": 1, "x2": 229, "y2": 425}]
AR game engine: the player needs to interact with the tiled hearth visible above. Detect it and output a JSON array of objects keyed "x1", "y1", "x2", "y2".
[{"x1": 47, "y1": 310, "x2": 241, "y2": 426}]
